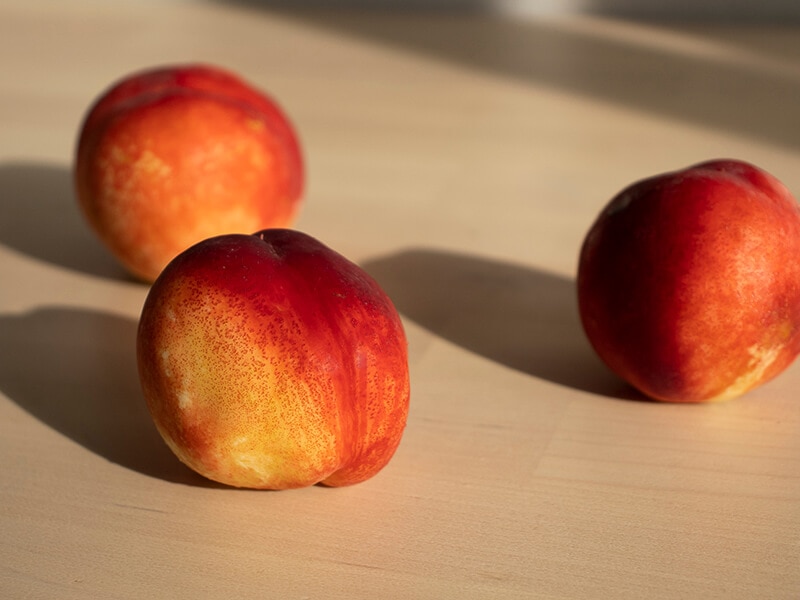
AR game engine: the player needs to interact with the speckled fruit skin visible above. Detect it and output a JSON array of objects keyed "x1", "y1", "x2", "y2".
[
  {"x1": 578, "y1": 159, "x2": 800, "y2": 403},
  {"x1": 75, "y1": 63, "x2": 304, "y2": 282},
  {"x1": 136, "y1": 229, "x2": 410, "y2": 489}
]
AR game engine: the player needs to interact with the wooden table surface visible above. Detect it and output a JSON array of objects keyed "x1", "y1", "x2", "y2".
[{"x1": 2, "y1": 2, "x2": 799, "y2": 598}]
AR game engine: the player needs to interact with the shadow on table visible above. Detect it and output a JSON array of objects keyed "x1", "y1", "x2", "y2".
[
  {"x1": 363, "y1": 248, "x2": 644, "y2": 400},
  {"x1": 0, "y1": 161, "x2": 132, "y2": 281},
  {"x1": 0, "y1": 307, "x2": 216, "y2": 486},
  {"x1": 226, "y1": 4, "x2": 800, "y2": 151}
]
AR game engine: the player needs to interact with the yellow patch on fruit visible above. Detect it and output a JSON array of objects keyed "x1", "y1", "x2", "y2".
[
  {"x1": 177, "y1": 389, "x2": 192, "y2": 411},
  {"x1": 135, "y1": 149, "x2": 172, "y2": 178},
  {"x1": 711, "y1": 343, "x2": 782, "y2": 402},
  {"x1": 245, "y1": 118, "x2": 266, "y2": 133},
  {"x1": 155, "y1": 308, "x2": 343, "y2": 487},
  {"x1": 232, "y1": 450, "x2": 275, "y2": 480}
]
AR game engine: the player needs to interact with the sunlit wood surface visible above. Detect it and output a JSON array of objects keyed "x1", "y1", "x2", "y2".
[{"x1": 2, "y1": 2, "x2": 799, "y2": 598}]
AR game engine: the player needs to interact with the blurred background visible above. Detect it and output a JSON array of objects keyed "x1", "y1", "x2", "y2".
[
  {"x1": 226, "y1": 0, "x2": 800, "y2": 20},
  {"x1": 3, "y1": 0, "x2": 800, "y2": 280}
]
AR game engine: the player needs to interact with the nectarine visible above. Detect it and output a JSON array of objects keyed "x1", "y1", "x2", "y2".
[
  {"x1": 136, "y1": 229, "x2": 410, "y2": 489},
  {"x1": 75, "y1": 64, "x2": 304, "y2": 281},
  {"x1": 578, "y1": 159, "x2": 800, "y2": 402}
]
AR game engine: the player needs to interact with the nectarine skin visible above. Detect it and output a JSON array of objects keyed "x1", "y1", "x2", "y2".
[
  {"x1": 578, "y1": 159, "x2": 800, "y2": 402},
  {"x1": 75, "y1": 64, "x2": 304, "y2": 281},
  {"x1": 137, "y1": 229, "x2": 410, "y2": 489}
]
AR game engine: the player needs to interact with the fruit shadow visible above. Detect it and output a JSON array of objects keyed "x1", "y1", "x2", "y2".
[
  {"x1": 362, "y1": 248, "x2": 643, "y2": 400},
  {"x1": 0, "y1": 161, "x2": 134, "y2": 281},
  {"x1": 0, "y1": 307, "x2": 217, "y2": 486}
]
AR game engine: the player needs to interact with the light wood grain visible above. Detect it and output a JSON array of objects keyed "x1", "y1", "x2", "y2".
[{"x1": 1, "y1": 2, "x2": 799, "y2": 598}]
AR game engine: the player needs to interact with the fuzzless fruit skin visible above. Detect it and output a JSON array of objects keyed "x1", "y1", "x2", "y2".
[
  {"x1": 577, "y1": 159, "x2": 800, "y2": 403},
  {"x1": 137, "y1": 229, "x2": 410, "y2": 489},
  {"x1": 75, "y1": 63, "x2": 304, "y2": 282}
]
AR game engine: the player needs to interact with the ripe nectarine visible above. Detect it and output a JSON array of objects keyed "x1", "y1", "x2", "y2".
[
  {"x1": 578, "y1": 159, "x2": 800, "y2": 402},
  {"x1": 137, "y1": 229, "x2": 410, "y2": 489},
  {"x1": 75, "y1": 64, "x2": 304, "y2": 281}
]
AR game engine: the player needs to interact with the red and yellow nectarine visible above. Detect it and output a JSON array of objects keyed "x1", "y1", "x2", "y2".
[
  {"x1": 136, "y1": 229, "x2": 410, "y2": 489},
  {"x1": 75, "y1": 63, "x2": 304, "y2": 281},
  {"x1": 578, "y1": 159, "x2": 800, "y2": 403}
]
